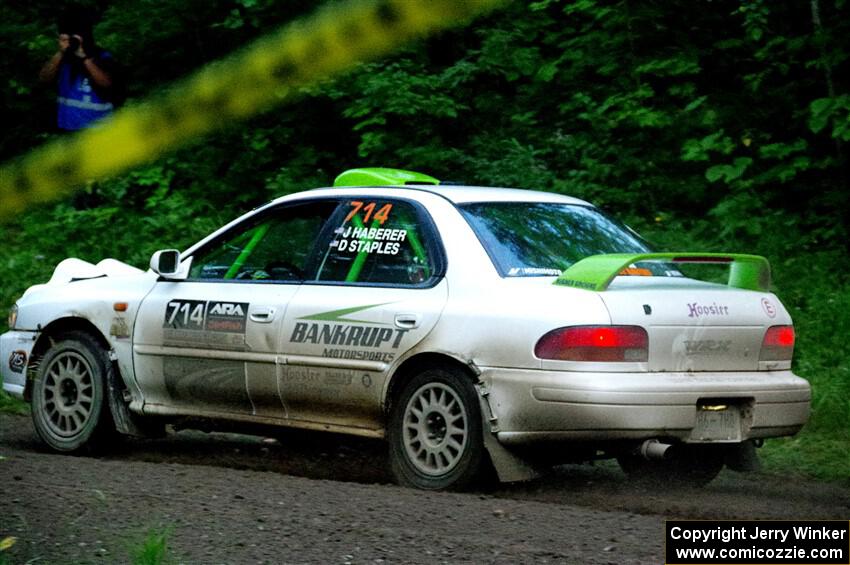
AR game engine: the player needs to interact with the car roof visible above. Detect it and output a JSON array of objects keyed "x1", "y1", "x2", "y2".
[{"x1": 294, "y1": 184, "x2": 592, "y2": 206}]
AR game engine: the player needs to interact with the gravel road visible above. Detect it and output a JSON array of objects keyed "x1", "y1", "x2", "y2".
[{"x1": 1, "y1": 413, "x2": 848, "y2": 564}]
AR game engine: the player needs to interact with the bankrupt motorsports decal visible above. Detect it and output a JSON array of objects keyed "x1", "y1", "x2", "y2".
[{"x1": 291, "y1": 303, "x2": 407, "y2": 363}]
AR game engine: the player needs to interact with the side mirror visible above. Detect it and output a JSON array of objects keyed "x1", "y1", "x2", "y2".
[{"x1": 150, "y1": 249, "x2": 184, "y2": 279}]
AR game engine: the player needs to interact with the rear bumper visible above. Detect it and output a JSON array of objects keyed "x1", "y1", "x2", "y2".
[
  {"x1": 481, "y1": 367, "x2": 811, "y2": 446},
  {"x1": 1, "y1": 330, "x2": 38, "y2": 399}
]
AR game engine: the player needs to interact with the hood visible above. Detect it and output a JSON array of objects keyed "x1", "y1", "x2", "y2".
[{"x1": 23, "y1": 258, "x2": 144, "y2": 297}]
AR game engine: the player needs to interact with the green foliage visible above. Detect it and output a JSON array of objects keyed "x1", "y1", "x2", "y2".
[
  {"x1": 0, "y1": 390, "x2": 28, "y2": 415},
  {"x1": 130, "y1": 527, "x2": 173, "y2": 565},
  {"x1": 706, "y1": 157, "x2": 753, "y2": 183},
  {"x1": 762, "y1": 430, "x2": 850, "y2": 484},
  {"x1": 0, "y1": 536, "x2": 16, "y2": 565},
  {"x1": 1, "y1": 0, "x2": 849, "y2": 478},
  {"x1": 810, "y1": 95, "x2": 850, "y2": 141}
]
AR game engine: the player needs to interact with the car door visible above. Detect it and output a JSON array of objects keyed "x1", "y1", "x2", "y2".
[
  {"x1": 280, "y1": 196, "x2": 449, "y2": 431},
  {"x1": 133, "y1": 199, "x2": 339, "y2": 418}
]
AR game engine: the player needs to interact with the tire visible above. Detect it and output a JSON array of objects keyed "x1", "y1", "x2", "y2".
[
  {"x1": 617, "y1": 444, "x2": 725, "y2": 487},
  {"x1": 388, "y1": 366, "x2": 486, "y2": 490},
  {"x1": 31, "y1": 332, "x2": 115, "y2": 453}
]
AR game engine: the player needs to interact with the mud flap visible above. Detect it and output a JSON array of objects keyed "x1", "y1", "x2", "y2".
[
  {"x1": 106, "y1": 357, "x2": 165, "y2": 438},
  {"x1": 476, "y1": 384, "x2": 540, "y2": 483},
  {"x1": 724, "y1": 440, "x2": 762, "y2": 472}
]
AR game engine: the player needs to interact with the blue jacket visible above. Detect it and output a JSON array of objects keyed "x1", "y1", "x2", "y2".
[{"x1": 57, "y1": 51, "x2": 115, "y2": 130}]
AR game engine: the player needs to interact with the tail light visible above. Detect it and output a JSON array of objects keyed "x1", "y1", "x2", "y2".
[
  {"x1": 760, "y1": 325, "x2": 795, "y2": 361},
  {"x1": 535, "y1": 325, "x2": 649, "y2": 362}
]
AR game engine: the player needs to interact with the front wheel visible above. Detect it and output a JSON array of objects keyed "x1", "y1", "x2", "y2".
[
  {"x1": 388, "y1": 367, "x2": 486, "y2": 490},
  {"x1": 31, "y1": 332, "x2": 115, "y2": 453}
]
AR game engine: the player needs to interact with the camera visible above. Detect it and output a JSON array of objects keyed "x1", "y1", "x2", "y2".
[{"x1": 67, "y1": 36, "x2": 80, "y2": 53}]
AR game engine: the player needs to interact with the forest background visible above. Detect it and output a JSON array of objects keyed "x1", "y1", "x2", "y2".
[{"x1": 0, "y1": 0, "x2": 847, "y2": 480}]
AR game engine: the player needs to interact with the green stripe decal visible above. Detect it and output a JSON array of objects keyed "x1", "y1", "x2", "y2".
[
  {"x1": 554, "y1": 252, "x2": 771, "y2": 292},
  {"x1": 298, "y1": 303, "x2": 392, "y2": 324}
]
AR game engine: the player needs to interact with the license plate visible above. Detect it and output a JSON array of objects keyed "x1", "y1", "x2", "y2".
[{"x1": 691, "y1": 405, "x2": 741, "y2": 442}]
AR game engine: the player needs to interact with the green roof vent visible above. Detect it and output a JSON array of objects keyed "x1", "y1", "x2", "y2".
[{"x1": 333, "y1": 168, "x2": 440, "y2": 187}]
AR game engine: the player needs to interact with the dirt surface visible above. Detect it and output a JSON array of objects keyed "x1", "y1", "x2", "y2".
[{"x1": 1, "y1": 413, "x2": 848, "y2": 564}]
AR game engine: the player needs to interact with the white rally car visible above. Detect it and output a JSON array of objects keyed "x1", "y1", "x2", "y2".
[{"x1": 1, "y1": 168, "x2": 810, "y2": 489}]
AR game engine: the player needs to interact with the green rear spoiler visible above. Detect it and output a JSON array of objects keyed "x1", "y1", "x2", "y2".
[{"x1": 554, "y1": 253, "x2": 771, "y2": 292}]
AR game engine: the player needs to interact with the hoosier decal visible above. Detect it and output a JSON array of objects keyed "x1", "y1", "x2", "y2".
[{"x1": 687, "y1": 301, "x2": 730, "y2": 318}]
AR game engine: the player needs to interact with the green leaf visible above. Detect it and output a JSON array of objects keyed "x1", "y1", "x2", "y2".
[
  {"x1": 536, "y1": 61, "x2": 558, "y2": 82},
  {"x1": 682, "y1": 131, "x2": 735, "y2": 162},
  {"x1": 683, "y1": 96, "x2": 708, "y2": 112},
  {"x1": 809, "y1": 98, "x2": 834, "y2": 134},
  {"x1": 706, "y1": 157, "x2": 753, "y2": 183},
  {"x1": 759, "y1": 139, "x2": 807, "y2": 159},
  {"x1": 634, "y1": 56, "x2": 700, "y2": 77}
]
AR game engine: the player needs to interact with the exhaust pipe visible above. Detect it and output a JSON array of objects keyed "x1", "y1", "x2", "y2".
[{"x1": 639, "y1": 439, "x2": 673, "y2": 460}]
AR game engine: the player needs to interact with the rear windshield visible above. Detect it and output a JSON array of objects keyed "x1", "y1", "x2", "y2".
[{"x1": 460, "y1": 202, "x2": 651, "y2": 277}]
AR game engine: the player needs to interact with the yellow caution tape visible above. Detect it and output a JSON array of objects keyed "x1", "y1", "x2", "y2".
[{"x1": 0, "y1": 0, "x2": 506, "y2": 217}]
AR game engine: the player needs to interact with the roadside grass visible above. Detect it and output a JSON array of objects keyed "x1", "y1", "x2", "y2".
[
  {"x1": 0, "y1": 389, "x2": 27, "y2": 415},
  {"x1": 760, "y1": 430, "x2": 850, "y2": 484},
  {"x1": 0, "y1": 536, "x2": 16, "y2": 565},
  {"x1": 130, "y1": 527, "x2": 174, "y2": 565}
]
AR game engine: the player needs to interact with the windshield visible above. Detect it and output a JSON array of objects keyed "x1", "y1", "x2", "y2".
[{"x1": 460, "y1": 202, "x2": 651, "y2": 277}]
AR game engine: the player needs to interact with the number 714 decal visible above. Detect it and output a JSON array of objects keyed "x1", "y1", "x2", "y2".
[{"x1": 345, "y1": 201, "x2": 393, "y2": 225}]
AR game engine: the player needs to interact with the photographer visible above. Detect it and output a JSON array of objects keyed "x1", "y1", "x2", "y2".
[{"x1": 39, "y1": 8, "x2": 118, "y2": 131}]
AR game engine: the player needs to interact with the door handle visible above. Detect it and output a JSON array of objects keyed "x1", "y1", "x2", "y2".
[
  {"x1": 249, "y1": 307, "x2": 276, "y2": 323},
  {"x1": 394, "y1": 313, "x2": 420, "y2": 329}
]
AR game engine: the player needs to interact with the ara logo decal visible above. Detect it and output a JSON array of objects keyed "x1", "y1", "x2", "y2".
[
  {"x1": 209, "y1": 302, "x2": 245, "y2": 317},
  {"x1": 206, "y1": 301, "x2": 249, "y2": 333},
  {"x1": 8, "y1": 350, "x2": 26, "y2": 373},
  {"x1": 687, "y1": 302, "x2": 730, "y2": 318}
]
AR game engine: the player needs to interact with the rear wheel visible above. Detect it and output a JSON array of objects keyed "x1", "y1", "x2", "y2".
[
  {"x1": 31, "y1": 332, "x2": 115, "y2": 453},
  {"x1": 617, "y1": 444, "x2": 724, "y2": 487},
  {"x1": 388, "y1": 367, "x2": 486, "y2": 490}
]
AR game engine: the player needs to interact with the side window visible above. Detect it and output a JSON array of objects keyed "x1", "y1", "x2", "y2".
[
  {"x1": 188, "y1": 201, "x2": 337, "y2": 282},
  {"x1": 315, "y1": 199, "x2": 439, "y2": 286}
]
